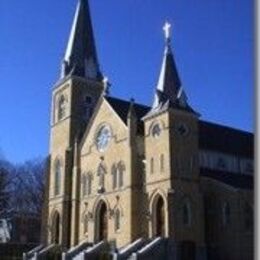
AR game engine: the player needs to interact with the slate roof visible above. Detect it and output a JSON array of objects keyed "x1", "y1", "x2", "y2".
[
  {"x1": 106, "y1": 96, "x2": 149, "y2": 134},
  {"x1": 105, "y1": 96, "x2": 253, "y2": 158},
  {"x1": 61, "y1": 0, "x2": 102, "y2": 80},
  {"x1": 199, "y1": 121, "x2": 253, "y2": 158},
  {"x1": 200, "y1": 168, "x2": 253, "y2": 190}
]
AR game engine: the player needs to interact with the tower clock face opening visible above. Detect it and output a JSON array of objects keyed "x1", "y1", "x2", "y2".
[{"x1": 96, "y1": 125, "x2": 112, "y2": 152}]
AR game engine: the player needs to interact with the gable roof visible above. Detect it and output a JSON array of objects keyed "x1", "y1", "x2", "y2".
[
  {"x1": 106, "y1": 96, "x2": 150, "y2": 123},
  {"x1": 105, "y1": 96, "x2": 253, "y2": 158},
  {"x1": 105, "y1": 96, "x2": 150, "y2": 134},
  {"x1": 200, "y1": 168, "x2": 253, "y2": 190}
]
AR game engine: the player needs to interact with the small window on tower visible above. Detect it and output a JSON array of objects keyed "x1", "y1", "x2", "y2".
[
  {"x1": 54, "y1": 159, "x2": 62, "y2": 196},
  {"x1": 57, "y1": 95, "x2": 66, "y2": 121},
  {"x1": 84, "y1": 96, "x2": 93, "y2": 119}
]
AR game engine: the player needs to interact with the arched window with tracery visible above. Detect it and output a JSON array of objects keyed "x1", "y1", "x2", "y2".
[
  {"x1": 222, "y1": 202, "x2": 231, "y2": 227},
  {"x1": 183, "y1": 201, "x2": 191, "y2": 226},
  {"x1": 57, "y1": 95, "x2": 66, "y2": 121},
  {"x1": 115, "y1": 209, "x2": 121, "y2": 232},
  {"x1": 111, "y1": 164, "x2": 117, "y2": 190},
  {"x1": 54, "y1": 160, "x2": 61, "y2": 196},
  {"x1": 118, "y1": 162, "x2": 125, "y2": 188}
]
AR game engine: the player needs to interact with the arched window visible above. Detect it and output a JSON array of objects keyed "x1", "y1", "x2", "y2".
[
  {"x1": 54, "y1": 160, "x2": 61, "y2": 196},
  {"x1": 115, "y1": 209, "x2": 121, "y2": 231},
  {"x1": 244, "y1": 203, "x2": 253, "y2": 230},
  {"x1": 58, "y1": 95, "x2": 66, "y2": 121},
  {"x1": 118, "y1": 162, "x2": 125, "y2": 188},
  {"x1": 84, "y1": 215, "x2": 88, "y2": 234},
  {"x1": 82, "y1": 173, "x2": 92, "y2": 196},
  {"x1": 151, "y1": 158, "x2": 154, "y2": 174},
  {"x1": 222, "y1": 202, "x2": 231, "y2": 226},
  {"x1": 111, "y1": 164, "x2": 117, "y2": 190},
  {"x1": 160, "y1": 154, "x2": 164, "y2": 172},
  {"x1": 183, "y1": 201, "x2": 191, "y2": 226}
]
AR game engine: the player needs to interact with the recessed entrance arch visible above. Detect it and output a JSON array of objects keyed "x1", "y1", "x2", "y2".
[
  {"x1": 152, "y1": 195, "x2": 165, "y2": 237},
  {"x1": 51, "y1": 211, "x2": 60, "y2": 244},
  {"x1": 95, "y1": 201, "x2": 108, "y2": 242}
]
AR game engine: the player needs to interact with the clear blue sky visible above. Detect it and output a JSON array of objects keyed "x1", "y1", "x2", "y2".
[{"x1": 0, "y1": 0, "x2": 254, "y2": 163}]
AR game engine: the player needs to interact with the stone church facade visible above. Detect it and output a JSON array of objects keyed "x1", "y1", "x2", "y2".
[{"x1": 42, "y1": 1, "x2": 254, "y2": 259}]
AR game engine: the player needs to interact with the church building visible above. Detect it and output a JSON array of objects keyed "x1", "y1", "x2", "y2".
[{"x1": 37, "y1": 0, "x2": 253, "y2": 259}]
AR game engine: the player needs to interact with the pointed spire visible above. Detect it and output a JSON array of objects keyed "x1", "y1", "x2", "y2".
[
  {"x1": 153, "y1": 21, "x2": 183, "y2": 109},
  {"x1": 61, "y1": 0, "x2": 103, "y2": 80}
]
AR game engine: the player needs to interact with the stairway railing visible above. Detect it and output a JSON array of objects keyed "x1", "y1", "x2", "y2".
[
  {"x1": 113, "y1": 238, "x2": 146, "y2": 260},
  {"x1": 23, "y1": 244, "x2": 44, "y2": 260},
  {"x1": 62, "y1": 240, "x2": 92, "y2": 260},
  {"x1": 131, "y1": 237, "x2": 166, "y2": 260}
]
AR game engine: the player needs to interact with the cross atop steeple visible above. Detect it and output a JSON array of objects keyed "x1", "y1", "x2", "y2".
[
  {"x1": 150, "y1": 21, "x2": 193, "y2": 113},
  {"x1": 163, "y1": 21, "x2": 171, "y2": 43},
  {"x1": 60, "y1": 0, "x2": 103, "y2": 81}
]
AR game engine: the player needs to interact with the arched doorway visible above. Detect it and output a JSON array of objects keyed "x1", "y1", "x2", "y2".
[
  {"x1": 152, "y1": 195, "x2": 165, "y2": 237},
  {"x1": 96, "y1": 201, "x2": 108, "y2": 241},
  {"x1": 51, "y1": 212, "x2": 60, "y2": 244}
]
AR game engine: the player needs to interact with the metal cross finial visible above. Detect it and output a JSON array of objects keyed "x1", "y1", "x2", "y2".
[
  {"x1": 163, "y1": 21, "x2": 171, "y2": 42},
  {"x1": 103, "y1": 76, "x2": 111, "y2": 95}
]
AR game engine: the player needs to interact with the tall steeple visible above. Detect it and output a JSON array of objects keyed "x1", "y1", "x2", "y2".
[
  {"x1": 152, "y1": 22, "x2": 189, "y2": 110},
  {"x1": 60, "y1": 0, "x2": 103, "y2": 81}
]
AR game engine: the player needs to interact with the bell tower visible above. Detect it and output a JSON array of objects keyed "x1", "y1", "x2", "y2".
[
  {"x1": 47, "y1": 0, "x2": 105, "y2": 249},
  {"x1": 143, "y1": 22, "x2": 205, "y2": 253}
]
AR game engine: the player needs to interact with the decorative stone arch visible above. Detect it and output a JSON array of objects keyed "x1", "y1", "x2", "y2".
[
  {"x1": 50, "y1": 209, "x2": 61, "y2": 244},
  {"x1": 149, "y1": 189, "x2": 168, "y2": 238},
  {"x1": 93, "y1": 198, "x2": 110, "y2": 242}
]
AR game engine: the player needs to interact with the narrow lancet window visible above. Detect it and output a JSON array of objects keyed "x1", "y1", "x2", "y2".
[{"x1": 54, "y1": 160, "x2": 61, "y2": 196}]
